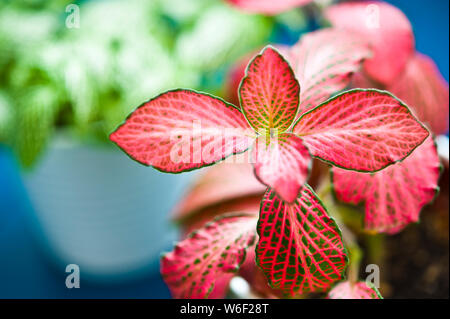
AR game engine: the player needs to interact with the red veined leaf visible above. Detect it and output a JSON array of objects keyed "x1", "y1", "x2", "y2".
[
  {"x1": 256, "y1": 186, "x2": 348, "y2": 295},
  {"x1": 293, "y1": 89, "x2": 429, "y2": 172},
  {"x1": 172, "y1": 158, "x2": 265, "y2": 222},
  {"x1": 332, "y1": 137, "x2": 440, "y2": 234},
  {"x1": 289, "y1": 28, "x2": 371, "y2": 115},
  {"x1": 226, "y1": 0, "x2": 313, "y2": 15},
  {"x1": 239, "y1": 46, "x2": 300, "y2": 133},
  {"x1": 251, "y1": 133, "x2": 311, "y2": 203},
  {"x1": 328, "y1": 281, "x2": 382, "y2": 299},
  {"x1": 389, "y1": 53, "x2": 449, "y2": 135},
  {"x1": 110, "y1": 89, "x2": 253, "y2": 172},
  {"x1": 325, "y1": 1, "x2": 414, "y2": 85},
  {"x1": 161, "y1": 213, "x2": 257, "y2": 299}
]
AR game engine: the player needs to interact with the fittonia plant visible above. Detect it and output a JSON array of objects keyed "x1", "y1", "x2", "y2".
[{"x1": 110, "y1": 24, "x2": 434, "y2": 298}]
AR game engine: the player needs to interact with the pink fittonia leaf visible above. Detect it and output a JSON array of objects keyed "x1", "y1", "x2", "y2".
[
  {"x1": 181, "y1": 197, "x2": 261, "y2": 237},
  {"x1": 226, "y1": 0, "x2": 313, "y2": 15},
  {"x1": 289, "y1": 28, "x2": 371, "y2": 115},
  {"x1": 161, "y1": 213, "x2": 257, "y2": 299},
  {"x1": 326, "y1": 2, "x2": 414, "y2": 85},
  {"x1": 332, "y1": 137, "x2": 440, "y2": 234},
  {"x1": 293, "y1": 89, "x2": 429, "y2": 172},
  {"x1": 256, "y1": 186, "x2": 348, "y2": 295},
  {"x1": 389, "y1": 53, "x2": 449, "y2": 135},
  {"x1": 251, "y1": 133, "x2": 311, "y2": 203},
  {"x1": 328, "y1": 281, "x2": 382, "y2": 299},
  {"x1": 224, "y1": 45, "x2": 291, "y2": 107},
  {"x1": 351, "y1": 54, "x2": 449, "y2": 135},
  {"x1": 110, "y1": 89, "x2": 253, "y2": 172},
  {"x1": 172, "y1": 158, "x2": 265, "y2": 222},
  {"x1": 239, "y1": 46, "x2": 300, "y2": 133}
]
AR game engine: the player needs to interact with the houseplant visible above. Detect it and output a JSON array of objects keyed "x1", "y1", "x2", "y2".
[{"x1": 110, "y1": 28, "x2": 443, "y2": 297}]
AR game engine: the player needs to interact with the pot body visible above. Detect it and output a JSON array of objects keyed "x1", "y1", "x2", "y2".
[{"x1": 22, "y1": 138, "x2": 196, "y2": 281}]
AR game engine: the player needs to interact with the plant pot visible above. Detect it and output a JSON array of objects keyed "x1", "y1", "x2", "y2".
[{"x1": 22, "y1": 135, "x2": 196, "y2": 282}]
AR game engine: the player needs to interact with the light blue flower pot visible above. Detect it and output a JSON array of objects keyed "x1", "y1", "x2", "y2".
[{"x1": 22, "y1": 136, "x2": 196, "y2": 282}]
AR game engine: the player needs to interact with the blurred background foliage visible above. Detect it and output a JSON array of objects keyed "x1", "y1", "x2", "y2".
[{"x1": 0, "y1": 0, "x2": 293, "y2": 168}]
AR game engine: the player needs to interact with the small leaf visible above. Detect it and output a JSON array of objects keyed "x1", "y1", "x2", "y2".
[
  {"x1": 325, "y1": 2, "x2": 414, "y2": 85},
  {"x1": 251, "y1": 133, "x2": 311, "y2": 203},
  {"x1": 226, "y1": 0, "x2": 313, "y2": 15},
  {"x1": 14, "y1": 86, "x2": 59, "y2": 168},
  {"x1": 161, "y1": 213, "x2": 257, "y2": 299},
  {"x1": 0, "y1": 92, "x2": 13, "y2": 142},
  {"x1": 332, "y1": 137, "x2": 440, "y2": 234},
  {"x1": 110, "y1": 89, "x2": 254, "y2": 172},
  {"x1": 389, "y1": 53, "x2": 449, "y2": 135},
  {"x1": 175, "y1": 6, "x2": 272, "y2": 71},
  {"x1": 293, "y1": 89, "x2": 429, "y2": 172},
  {"x1": 65, "y1": 58, "x2": 98, "y2": 129},
  {"x1": 173, "y1": 158, "x2": 265, "y2": 223},
  {"x1": 328, "y1": 281, "x2": 382, "y2": 299},
  {"x1": 256, "y1": 186, "x2": 348, "y2": 296},
  {"x1": 289, "y1": 28, "x2": 371, "y2": 115},
  {"x1": 180, "y1": 197, "x2": 261, "y2": 237},
  {"x1": 239, "y1": 46, "x2": 300, "y2": 133}
]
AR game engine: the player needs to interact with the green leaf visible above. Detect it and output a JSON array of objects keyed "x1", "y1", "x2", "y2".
[
  {"x1": 0, "y1": 92, "x2": 13, "y2": 143},
  {"x1": 175, "y1": 5, "x2": 272, "y2": 71},
  {"x1": 13, "y1": 86, "x2": 59, "y2": 168},
  {"x1": 64, "y1": 58, "x2": 98, "y2": 130}
]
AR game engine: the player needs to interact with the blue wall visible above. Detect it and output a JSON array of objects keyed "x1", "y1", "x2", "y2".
[{"x1": 388, "y1": 0, "x2": 449, "y2": 80}]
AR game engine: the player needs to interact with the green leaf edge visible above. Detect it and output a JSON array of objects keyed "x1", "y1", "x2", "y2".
[{"x1": 365, "y1": 281, "x2": 384, "y2": 299}]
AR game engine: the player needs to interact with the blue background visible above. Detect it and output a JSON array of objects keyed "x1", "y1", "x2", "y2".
[{"x1": 0, "y1": 0, "x2": 448, "y2": 298}]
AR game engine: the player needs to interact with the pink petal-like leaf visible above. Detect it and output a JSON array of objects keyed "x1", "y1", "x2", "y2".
[
  {"x1": 326, "y1": 1, "x2": 414, "y2": 85},
  {"x1": 251, "y1": 133, "x2": 311, "y2": 203},
  {"x1": 293, "y1": 89, "x2": 429, "y2": 172},
  {"x1": 332, "y1": 137, "x2": 440, "y2": 234},
  {"x1": 172, "y1": 158, "x2": 265, "y2": 222},
  {"x1": 256, "y1": 186, "x2": 348, "y2": 296},
  {"x1": 161, "y1": 213, "x2": 257, "y2": 299},
  {"x1": 328, "y1": 281, "x2": 382, "y2": 299},
  {"x1": 224, "y1": 45, "x2": 291, "y2": 107},
  {"x1": 180, "y1": 197, "x2": 261, "y2": 237},
  {"x1": 206, "y1": 274, "x2": 235, "y2": 299},
  {"x1": 226, "y1": 0, "x2": 313, "y2": 15},
  {"x1": 389, "y1": 53, "x2": 449, "y2": 135},
  {"x1": 239, "y1": 46, "x2": 300, "y2": 133},
  {"x1": 110, "y1": 89, "x2": 253, "y2": 172},
  {"x1": 289, "y1": 28, "x2": 371, "y2": 115}
]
